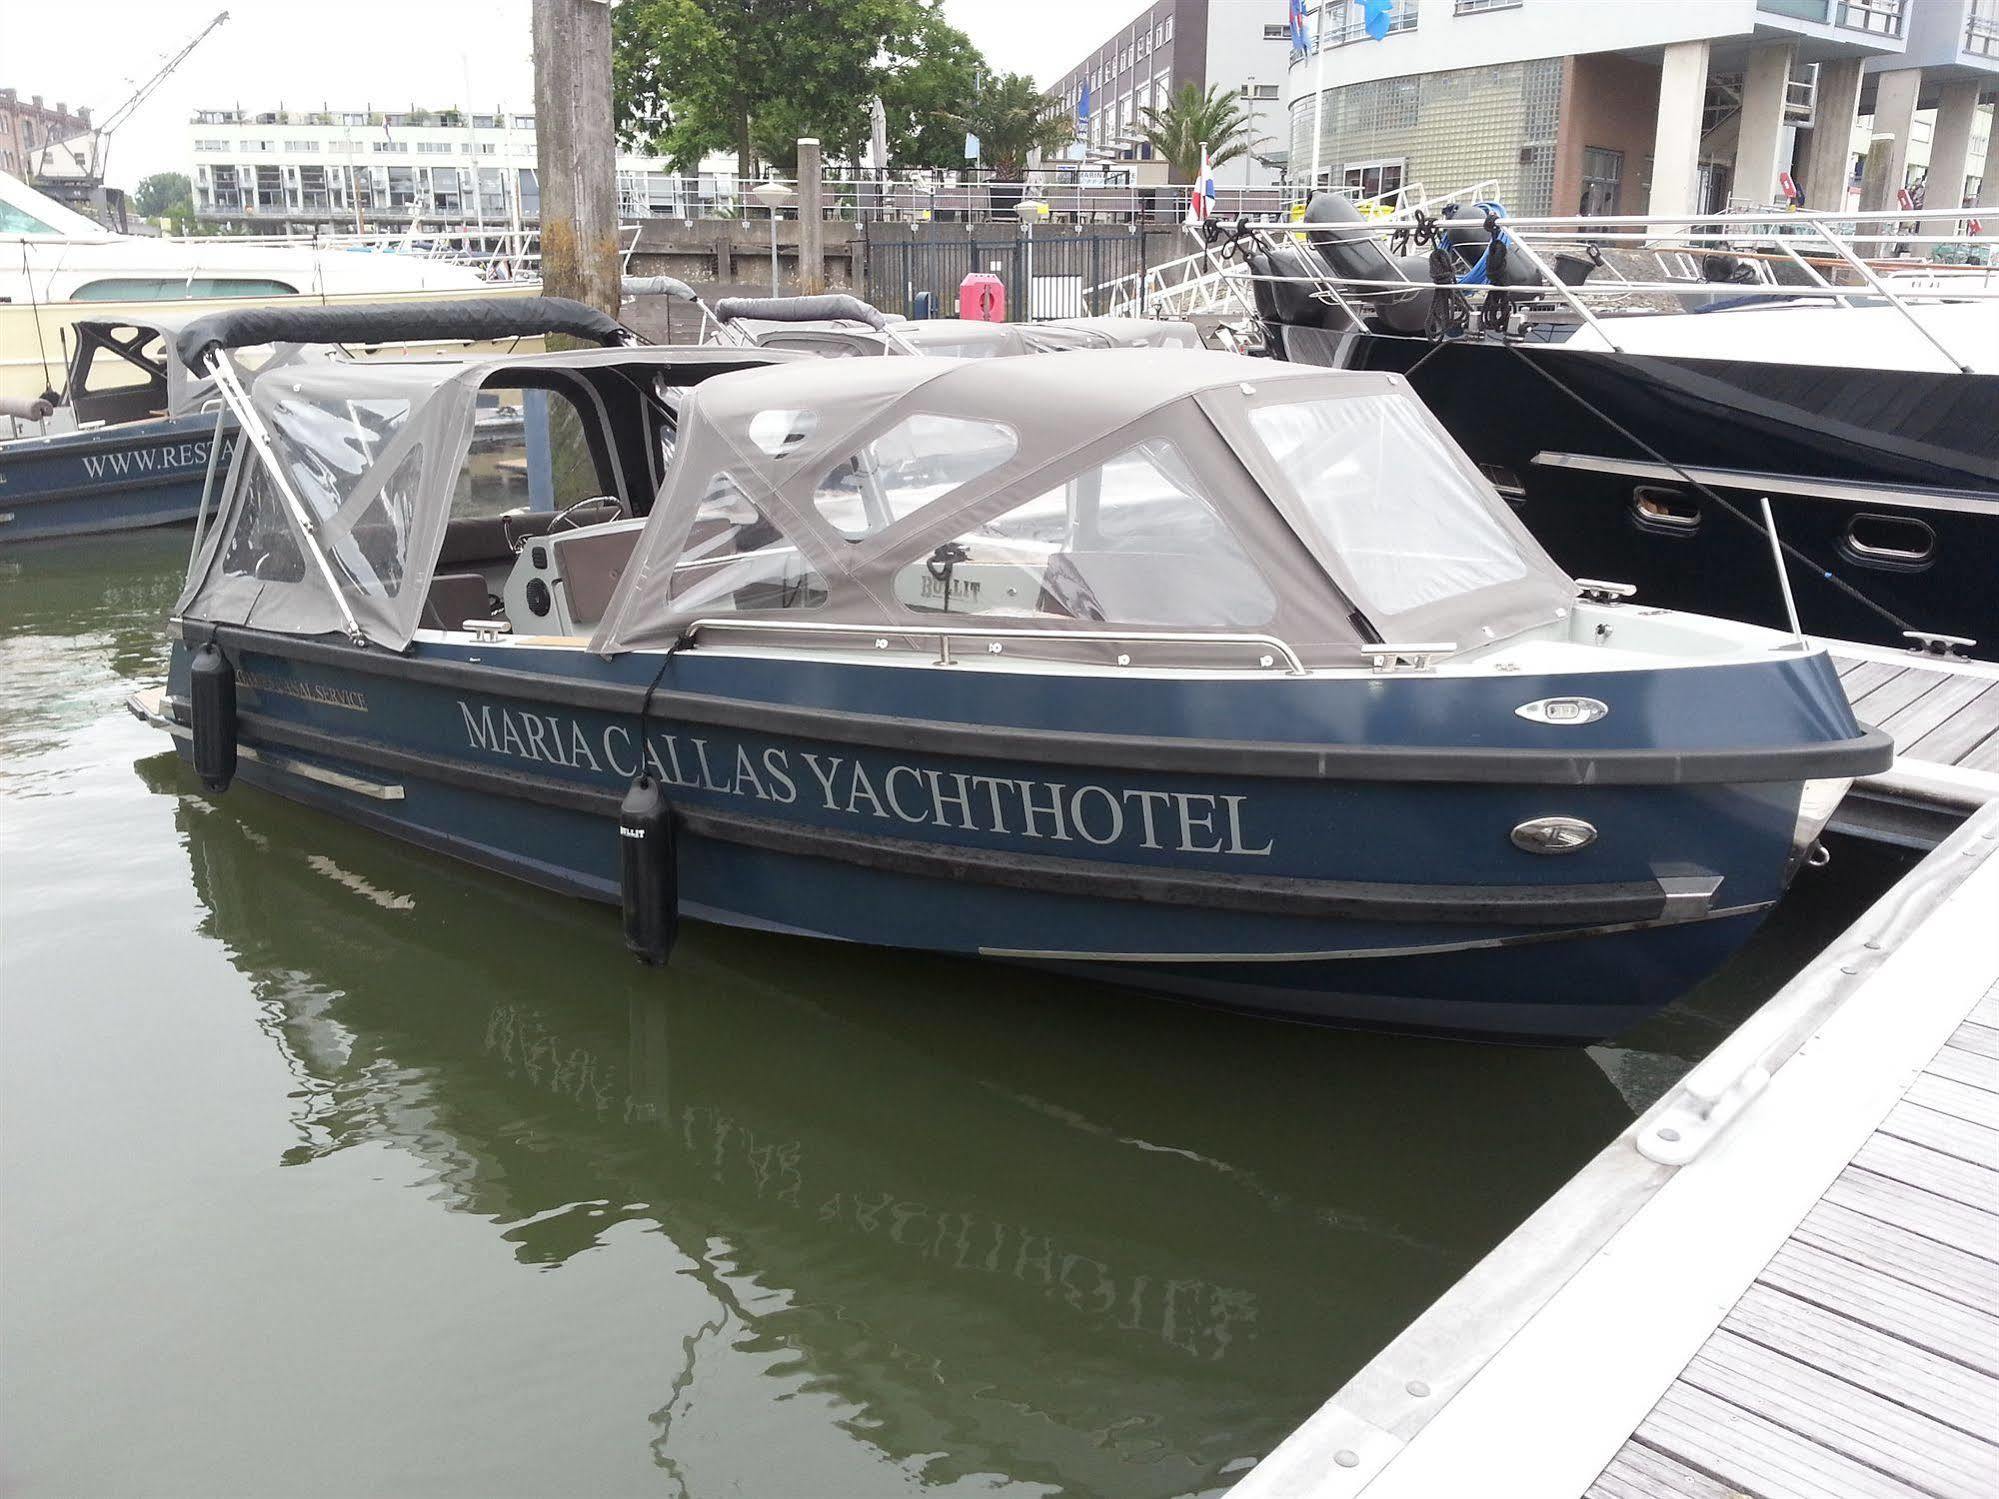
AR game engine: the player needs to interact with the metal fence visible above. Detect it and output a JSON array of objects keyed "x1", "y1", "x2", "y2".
[{"x1": 864, "y1": 226, "x2": 1151, "y2": 320}]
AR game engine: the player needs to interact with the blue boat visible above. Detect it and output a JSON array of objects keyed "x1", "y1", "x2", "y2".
[
  {"x1": 135, "y1": 298, "x2": 1891, "y2": 1042},
  {"x1": 0, "y1": 314, "x2": 248, "y2": 544}
]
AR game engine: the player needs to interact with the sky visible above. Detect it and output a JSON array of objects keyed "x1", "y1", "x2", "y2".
[{"x1": 1, "y1": 0, "x2": 1154, "y2": 191}]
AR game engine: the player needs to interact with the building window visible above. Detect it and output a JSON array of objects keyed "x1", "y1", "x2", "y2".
[
  {"x1": 1264, "y1": 23, "x2": 1290, "y2": 40},
  {"x1": 1343, "y1": 159, "x2": 1406, "y2": 202},
  {"x1": 1835, "y1": 0, "x2": 1903, "y2": 37},
  {"x1": 387, "y1": 166, "x2": 418, "y2": 207},
  {"x1": 373, "y1": 140, "x2": 401, "y2": 153},
  {"x1": 193, "y1": 139, "x2": 227, "y2": 152},
  {"x1": 1580, "y1": 146, "x2": 1623, "y2": 216},
  {"x1": 416, "y1": 141, "x2": 453, "y2": 154},
  {"x1": 284, "y1": 139, "x2": 319, "y2": 152},
  {"x1": 1454, "y1": 0, "x2": 1523, "y2": 12},
  {"x1": 1163, "y1": 17, "x2": 1172, "y2": 40}
]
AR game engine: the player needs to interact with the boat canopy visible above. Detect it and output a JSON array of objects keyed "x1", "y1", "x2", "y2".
[
  {"x1": 62, "y1": 310, "x2": 326, "y2": 420},
  {"x1": 730, "y1": 314, "x2": 1203, "y2": 359},
  {"x1": 174, "y1": 344, "x2": 785, "y2": 647},
  {"x1": 589, "y1": 348, "x2": 1573, "y2": 662}
]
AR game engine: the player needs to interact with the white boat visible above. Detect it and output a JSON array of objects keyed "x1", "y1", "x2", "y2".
[{"x1": 1, "y1": 171, "x2": 505, "y2": 401}]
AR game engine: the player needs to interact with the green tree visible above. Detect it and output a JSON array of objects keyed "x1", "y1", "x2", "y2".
[
  {"x1": 1135, "y1": 83, "x2": 1256, "y2": 184},
  {"x1": 949, "y1": 72, "x2": 1072, "y2": 182},
  {"x1": 134, "y1": 171, "x2": 194, "y2": 220},
  {"x1": 613, "y1": 0, "x2": 978, "y2": 178}
]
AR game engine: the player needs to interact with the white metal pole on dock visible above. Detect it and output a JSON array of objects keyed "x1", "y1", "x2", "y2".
[{"x1": 1759, "y1": 495, "x2": 1806, "y2": 646}]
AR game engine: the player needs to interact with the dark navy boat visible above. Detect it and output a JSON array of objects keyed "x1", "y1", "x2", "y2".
[
  {"x1": 1219, "y1": 197, "x2": 1999, "y2": 659},
  {"x1": 134, "y1": 297, "x2": 1889, "y2": 1042},
  {"x1": 0, "y1": 313, "x2": 286, "y2": 543}
]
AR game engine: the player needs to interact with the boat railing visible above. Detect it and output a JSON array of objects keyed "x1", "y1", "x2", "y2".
[
  {"x1": 678, "y1": 617, "x2": 1315, "y2": 674},
  {"x1": 1199, "y1": 205, "x2": 1997, "y2": 372}
]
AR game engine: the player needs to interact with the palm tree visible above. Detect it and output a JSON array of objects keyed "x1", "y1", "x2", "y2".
[
  {"x1": 1136, "y1": 83, "x2": 1256, "y2": 184},
  {"x1": 949, "y1": 72, "x2": 1074, "y2": 183}
]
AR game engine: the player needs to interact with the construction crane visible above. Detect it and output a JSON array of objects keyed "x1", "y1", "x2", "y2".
[{"x1": 30, "y1": 10, "x2": 231, "y2": 193}]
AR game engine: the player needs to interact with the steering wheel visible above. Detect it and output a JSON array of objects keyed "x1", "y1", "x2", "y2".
[{"x1": 546, "y1": 494, "x2": 626, "y2": 534}]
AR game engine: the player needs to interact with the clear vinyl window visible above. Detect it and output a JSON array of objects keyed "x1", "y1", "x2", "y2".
[
  {"x1": 890, "y1": 438, "x2": 1275, "y2": 628},
  {"x1": 667, "y1": 473, "x2": 825, "y2": 615},
  {"x1": 1247, "y1": 394, "x2": 1528, "y2": 617},
  {"x1": 812, "y1": 413, "x2": 1018, "y2": 541}
]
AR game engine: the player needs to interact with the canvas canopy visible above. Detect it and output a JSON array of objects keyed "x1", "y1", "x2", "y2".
[
  {"x1": 731, "y1": 315, "x2": 1203, "y2": 360},
  {"x1": 175, "y1": 344, "x2": 783, "y2": 648},
  {"x1": 589, "y1": 348, "x2": 1573, "y2": 663}
]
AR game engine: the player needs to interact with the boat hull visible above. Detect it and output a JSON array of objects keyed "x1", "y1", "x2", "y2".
[
  {"x1": 150, "y1": 629, "x2": 1883, "y2": 1042},
  {"x1": 0, "y1": 411, "x2": 234, "y2": 543},
  {"x1": 1278, "y1": 329, "x2": 1999, "y2": 658}
]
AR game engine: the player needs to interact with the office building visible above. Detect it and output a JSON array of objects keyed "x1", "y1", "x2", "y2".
[{"x1": 1285, "y1": 0, "x2": 1995, "y2": 218}]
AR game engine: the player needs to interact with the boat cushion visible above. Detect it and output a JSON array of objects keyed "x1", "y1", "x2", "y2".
[{"x1": 420, "y1": 572, "x2": 495, "y2": 631}]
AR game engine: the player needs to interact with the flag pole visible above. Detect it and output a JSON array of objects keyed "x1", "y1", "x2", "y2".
[{"x1": 1308, "y1": 1, "x2": 1328, "y2": 197}]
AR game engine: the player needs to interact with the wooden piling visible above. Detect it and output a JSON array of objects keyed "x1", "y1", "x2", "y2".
[{"x1": 531, "y1": 0, "x2": 621, "y2": 318}]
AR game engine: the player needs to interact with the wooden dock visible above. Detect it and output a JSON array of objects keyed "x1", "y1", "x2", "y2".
[
  {"x1": 1232, "y1": 802, "x2": 1999, "y2": 1499},
  {"x1": 1831, "y1": 644, "x2": 1999, "y2": 848}
]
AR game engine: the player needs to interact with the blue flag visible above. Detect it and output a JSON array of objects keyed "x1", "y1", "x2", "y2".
[
  {"x1": 1364, "y1": 0, "x2": 1395, "y2": 41},
  {"x1": 1078, "y1": 80, "x2": 1090, "y2": 124},
  {"x1": 1288, "y1": 0, "x2": 1309, "y2": 57}
]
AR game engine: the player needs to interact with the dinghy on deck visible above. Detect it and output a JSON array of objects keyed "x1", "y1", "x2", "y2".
[{"x1": 139, "y1": 297, "x2": 1890, "y2": 1042}]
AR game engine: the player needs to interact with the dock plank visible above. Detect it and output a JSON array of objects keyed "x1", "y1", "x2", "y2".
[
  {"x1": 1721, "y1": 1283, "x2": 1999, "y2": 1438},
  {"x1": 1907, "y1": 1072, "x2": 1999, "y2": 1131},
  {"x1": 1848, "y1": 666, "x2": 1949, "y2": 722},
  {"x1": 1587, "y1": 1441, "x2": 1739, "y2": 1499},
  {"x1": 1927, "y1": 1043, "x2": 1999, "y2": 1093},
  {"x1": 1823, "y1": 1166, "x2": 1999, "y2": 1261},
  {"x1": 1974, "y1": 989, "x2": 1999, "y2": 1030},
  {"x1": 1794, "y1": 1200, "x2": 1998, "y2": 1313},
  {"x1": 1851, "y1": 1133, "x2": 1999, "y2": 1211},
  {"x1": 1839, "y1": 660, "x2": 1911, "y2": 703},
  {"x1": 1631, "y1": 1381, "x2": 1937, "y2": 1499},
  {"x1": 1756, "y1": 1238, "x2": 1999, "y2": 1375},
  {"x1": 1878, "y1": 1098, "x2": 1999, "y2": 1171},
  {"x1": 1951, "y1": 1021, "x2": 1999, "y2": 1061},
  {"x1": 1878, "y1": 676, "x2": 1999, "y2": 753},
  {"x1": 1908, "y1": 703, "x2": 1999, "y2": 768},
  {"x1": 1679, "y1": 1330, "x2": 1999, "y2": 1499},
  {"x1": 1961, "y1": 727, "x2": 1999, "y2": 773},
  {"x1": 1833, "y1": 653, "x2": 1872, "y2": 681}
]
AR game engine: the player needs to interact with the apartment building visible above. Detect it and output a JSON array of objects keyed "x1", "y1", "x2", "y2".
[
  {"x1": 1285, "y1": 0, "x2": 1996, "y2": 219},
  {"x1": 1047, "y1": 1, "x2": 1296, "y2": 185},
  {"x1": 186, "y1": 106, "x2": 738, "y2": 230}
]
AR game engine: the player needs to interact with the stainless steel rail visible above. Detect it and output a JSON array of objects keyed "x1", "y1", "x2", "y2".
[{"x1": 680, "y1": 616, "x2": 1315, "y2": 674}]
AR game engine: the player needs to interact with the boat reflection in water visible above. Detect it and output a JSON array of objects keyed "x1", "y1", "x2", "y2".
[{"x1": 139, "y1": 748, "x2": 1642, "y2": 1495}]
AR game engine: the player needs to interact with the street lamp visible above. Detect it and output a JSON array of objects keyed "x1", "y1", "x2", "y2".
[
  {"x1": 1014, "y1": 198, "x2": 1046, "y2": 319},
  {"x1": 749, "y1": 179, "x2": 795, "y2": 296}
]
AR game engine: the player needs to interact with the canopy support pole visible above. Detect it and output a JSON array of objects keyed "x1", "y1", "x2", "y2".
[{"x1": 205, "y1": 355, "x2": 369, "y2": 647}]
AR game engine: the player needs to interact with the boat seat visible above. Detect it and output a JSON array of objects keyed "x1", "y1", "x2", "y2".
[
  {"x1": 1299, "y1": 194, "x2": 1434, "y2": 336},
  {"x1": 420, "y1": 571, "x2": 497, "y2": 631},
  {"x1": 438, "y1": 510, "x2": 563, "y2": 568}
]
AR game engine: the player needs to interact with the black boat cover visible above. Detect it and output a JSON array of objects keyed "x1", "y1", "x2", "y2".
[
  {"x1": 714, "y1": 293, "x2": 889, "y2": 330},
  {"x1": 175, "y1": 296, "x2": 627, "y2": 370}
]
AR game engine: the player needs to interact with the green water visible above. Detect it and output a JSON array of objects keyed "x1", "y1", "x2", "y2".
[{"x1": 0, "y1": 530, "x2": 1913, "y2": 1498}]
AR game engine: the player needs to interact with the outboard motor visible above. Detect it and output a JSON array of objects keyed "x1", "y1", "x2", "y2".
[
  {"x1": 1301, "y1": 193, "x2": 1434, "y2": 335},
  {"x1": 619, "y1": 776, "x2": 679, "y2": 965},
  {"x1": 188, "y1": 642, "x2": 237, "y2": 793}
]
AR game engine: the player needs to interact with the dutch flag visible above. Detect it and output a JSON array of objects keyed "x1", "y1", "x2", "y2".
[{"x1": 1186, "y1": 143, "x2": 1216, "y2": 225}]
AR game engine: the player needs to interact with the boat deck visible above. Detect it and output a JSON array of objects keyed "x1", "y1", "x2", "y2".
[
  {"x1": 1230, "y1": 803, "x2": 1999, "y2": 1499},
  {"x1": 1831, "y1": 643, "x2": 1999, "y2": 848}
]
